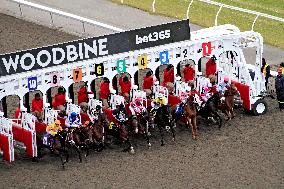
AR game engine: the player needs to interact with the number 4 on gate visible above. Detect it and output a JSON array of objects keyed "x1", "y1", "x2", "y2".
[{"x1": 138, "y1": 55, "x2": 148, "y2": 69}]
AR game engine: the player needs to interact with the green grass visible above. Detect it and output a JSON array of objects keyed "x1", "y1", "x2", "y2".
[{"x1": 111, "y1": 0, "x2": 284, "y2": 50}]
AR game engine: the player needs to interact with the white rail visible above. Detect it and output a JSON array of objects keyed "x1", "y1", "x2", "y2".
[
  {"x1": 3, "y1": 0, "x2": 124, "y2": 35},
  {"x1": 148, "y1": 0, "x2": 284, "y2": 30}
]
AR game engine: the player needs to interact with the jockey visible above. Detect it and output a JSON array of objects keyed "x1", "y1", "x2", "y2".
[
  {"x1": 46, "y1": 120, "x2": 63, "y2": 136},
  {"x1": 65, "y1": 112, "x2": 81, "y2": 128},
  {"x1": 43, "y1": 120, "x2": 63, "y2": 147},
  {"x1": 201, "y1": 83, "x2": 213, "y2": 102},
  {"x1": 129, "y1": 98, "x2": 146, "y2": 117},
  {"x1": 217, "y1": 76, "x2": 230, "y2": 95},
  {"x1": 151, "y1": 93, "x2": 166, "y2": 109},
  {"x1": 112, "y1": 103, "x2": 128, "y2": 123},
  {"x1": 89, "y1": 105, "x2": 108, "y2": 124}
]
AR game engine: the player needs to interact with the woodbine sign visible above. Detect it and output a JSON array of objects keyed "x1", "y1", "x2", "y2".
[{"x1": 0, "y1": 20, "x2": 190, "y2": 77}]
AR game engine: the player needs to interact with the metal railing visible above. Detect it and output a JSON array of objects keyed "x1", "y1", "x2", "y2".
[
  {"x1": 1, "y1": 0, "x2": 124, "y2": 36},
  {"x1": 147, "y1": 0, "x2": 284, "y2": 31}
]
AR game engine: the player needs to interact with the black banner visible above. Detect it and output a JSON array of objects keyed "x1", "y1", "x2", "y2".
[{"x1": 0, "y1": 20, "x2": 190, "y2": 77}]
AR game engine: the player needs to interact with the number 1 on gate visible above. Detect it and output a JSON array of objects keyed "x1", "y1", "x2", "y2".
[
  {"x1": 160, "y1": 51, "x2": 169, "y2": 65},
  {"x1": 138, "y1": 55, "x2": 148, "y2": 69}
]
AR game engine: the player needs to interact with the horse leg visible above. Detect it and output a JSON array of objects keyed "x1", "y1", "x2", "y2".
[
  {"x1": 186, "y1": 117, "x2": 194, "y2": 139},
  {"x1": 145, "y1": 121, "x2": 151, "y2": 148},
  {"x1": 158, "y1": 125, "x2": 165, "y2": 146},
  {"x1": 193, "y1": 116, "x2": 198, "y2": 138},
  {"x1": 170, "y1": 121, "x2": 176, "y2": 142}
]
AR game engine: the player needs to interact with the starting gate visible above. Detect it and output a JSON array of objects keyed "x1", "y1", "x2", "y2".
[
  {"x1": 0, "y1": 113, "x2": 14, "y2": 162},
  {"x1": 11, "y1": 112, "x2": 37, "y2": 158},
  {"x1": 109, "y1": 93, "x2": 125, "y2": 110}
]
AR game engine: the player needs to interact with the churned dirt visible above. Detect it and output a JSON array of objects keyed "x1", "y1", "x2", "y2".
[{"x1": 0, "y1": 14, "x2": 283, "y2": 189}]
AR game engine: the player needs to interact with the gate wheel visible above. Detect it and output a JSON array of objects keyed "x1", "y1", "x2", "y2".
[{"x1": 252, "y1": 99, "x2": 268, "y2": 116}]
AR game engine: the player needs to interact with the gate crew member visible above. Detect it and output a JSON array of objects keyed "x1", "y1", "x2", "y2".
[
  {"x1": 162, "y1": 65, "x2": 174, "y2": 94},
  {"x1": 99, "y1": 77, "x2": 111, "y2": 108},
  {"x1": 78, "y1": 82, "x2": 92, "y2": 112},
  {"x1": 52, "y1": 87, "x2": 66, "y2": 111},
  {"x1": 143, "y1": 71, "x2": 155, "y2": 97},
  {"x1": 261, "y1": 58, "x2": 271, "y2": 89},
  {"x1": 31, "y1": 93, "x2": 43, "y2": 121},
  {"x1": 183, "y1": 64, "x2": 195, "y2": 82},
  {"x1": 206, "y1": 56, "x2": 217, "y2": 78},
  {"x1": 280, "y1": 62, "x2": 284, "y2": 74},
  {"x1": 119, "y1": 76, "x2": 132, "y2": 101},
  {"x1": 275, "y1": 68, "x2": 284, "y2": 111}
]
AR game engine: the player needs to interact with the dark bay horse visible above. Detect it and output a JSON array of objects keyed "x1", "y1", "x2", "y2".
[
  {"x1": 152, "y1": 105, "x2": 175, "y2": 146},
  {"x1": 197, "y1": 93, "x2": 222, "y2": 128}
]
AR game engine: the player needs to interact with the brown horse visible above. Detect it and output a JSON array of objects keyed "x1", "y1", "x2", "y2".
[
  {"x1": 219, "y1": 84, "x2": 239, "y2": 120},
  {"x1": 183, "y1": 94, "x2": 198, "y2": 139}
]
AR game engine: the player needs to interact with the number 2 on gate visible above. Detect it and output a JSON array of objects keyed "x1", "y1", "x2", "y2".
[{"x1": 138, "y1": 55, "x2": 148, "y2": 69}]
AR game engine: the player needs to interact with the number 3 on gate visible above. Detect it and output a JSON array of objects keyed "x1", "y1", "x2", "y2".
[
  {"x1": 138, "y1": 55, "x2": 148, "y2": 69},
  {"x1": 160, "y1": 51, "x2": 169, "y2": 65},
  {"x1": 28, "y1": 77, "x2": 37, "y2": 91}
]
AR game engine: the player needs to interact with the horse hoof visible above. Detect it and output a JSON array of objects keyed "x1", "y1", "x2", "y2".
[
  {"x1": 172, "y1": 138, "x2": 175, "y2": 142},
  {"x1": 130, "y1": 147, "x2": 135, "y2": 154},
  {"x1": 192, "y1": 136, "x2": 197, "y2": 140}
]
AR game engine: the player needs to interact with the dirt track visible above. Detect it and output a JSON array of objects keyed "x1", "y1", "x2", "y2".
[{"x1": 0, "y1": 14, "x2": 284, "y2": 189}]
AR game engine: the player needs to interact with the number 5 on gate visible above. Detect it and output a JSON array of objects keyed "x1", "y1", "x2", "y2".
[{"x1": 138, "y1": 54, "x2": 148, "y2": 69}]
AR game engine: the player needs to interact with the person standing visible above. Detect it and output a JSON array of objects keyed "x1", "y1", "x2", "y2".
[
  {"x1": 31, "y1": 93, "x2": 43, "y2": 121},
  {"x1": 183, "y1": 64, "x2": 195, "y2": 82},
  {"x1": 206, "y1": 56, "x2": 217, "y2": 78},
  {"x1": 143, "y1": 71, "x2": 155, "y2": 97},
  {"x1": 261, "y1": 58, "x2": 271, "y2": 89},
  {"x1": 52, "y1": 87, "x2": 66, "y2": 111},
  {"x1": 275, "y1": 68, "x2": 284, "y2": 111},
  {"x1": 99, "y1": 77, "x2": 111, "y2": 108},
  {"x1": 119, "y1": 76, "x2": 131, "y2": 101},
  {"x1": 162, "y1": 65, "x2": 174, "y2": 94}
]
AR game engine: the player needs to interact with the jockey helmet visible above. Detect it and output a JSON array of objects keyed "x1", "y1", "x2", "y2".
[
  {"x1": 55, "y1": 120, "x2": 61, "y2": 125},
  {"x1": 207, "y1": 83, "x2": 212, "y2": 88},
  {"x1": 277, "y1": 67, "x2": 282, "y2": 73},
  {"x1": 158, "y1": 93, "x2": 164, "y2": 99},
  {"x1": 119, "y1": 103, "x2": 124, "y2": 109},
  {"x1": 224, "y1": 76, "x2": 229, "y2": 82},
  {"x1": 71, "y1": 112, "x2": 77, "y2": 117},
  {"x1": 96, "y1": 105, "x2": 102, "y2": 111}
]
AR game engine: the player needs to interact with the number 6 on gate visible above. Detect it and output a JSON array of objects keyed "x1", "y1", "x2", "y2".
[{"x1": 138, "y1": 54, "x2": 148, "y2": 69}]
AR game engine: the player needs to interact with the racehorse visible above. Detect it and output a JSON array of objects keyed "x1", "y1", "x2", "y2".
[
  {"x1": 183, "y1": 94, "x2": 199, "y2": 139},
  {"x1": 218, "y1": 83, "x2": 239, "y2": 120},
  {"x1": 36, "y1": 131, "x2": 70, "y2": 169},
  {"x1": 197, "y1": 93, "x2": 222, "y2": 128},
  {"x1": 152, "y1": 105, "x2": 175, "y2": 146}
]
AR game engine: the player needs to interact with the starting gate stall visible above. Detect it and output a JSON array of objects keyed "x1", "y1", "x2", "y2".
[
  {"x1": 0, "y1": 112, "x2": 15, "y2": 162},
  {"x1": 88, "y1": 96, "x2": 103, "y2": 112},
  {"x1": 0, "y1": 20, "x2": 269, "y2": 138},
  {"x1": 11, "y1": 112, "x2": 37, "y2": 158},
  {"x1": 66, "y1": 100, "x2": 81, "y2": 121},
  {"x1": 130, "y1": 86, "x2": 148, "y2": 108},
  {"x1": 152, "y1": 81, "x2": 169, "y2": 105},
  {"x1": 103, "y1": 93, "x2": 125, "y2": 122},
  {"x1": 195, "y1": 72, "x2": 210, "y2": 94}
]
